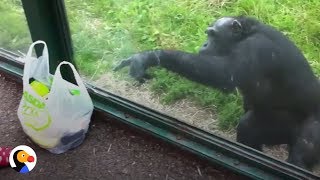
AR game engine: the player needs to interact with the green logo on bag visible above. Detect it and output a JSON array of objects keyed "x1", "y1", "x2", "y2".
[
  {"x1": 23, "y1": 91, "x2": 45, "y2": 109},
  {"x1": 21, "y1": 91, "x2": 52, "y2": 131},
  {"x1": 23, "y1": 113, "x2": 52, "y2": 131}
]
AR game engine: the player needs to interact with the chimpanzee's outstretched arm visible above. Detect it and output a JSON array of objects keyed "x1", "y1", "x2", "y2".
[{"x1": 128, "y1": 50, "x2": 237, "y2": 92}]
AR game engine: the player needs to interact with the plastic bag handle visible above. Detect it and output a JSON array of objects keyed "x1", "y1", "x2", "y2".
[
  {"x1": 26, "y1": 40, "x2": 48, "y2": 59},
  {"x1": 23, "y1": 40, "x2": 49, "y2": 85},
  {"x1": 53, "y1": 61, "x2": 87, "y2": 92}
]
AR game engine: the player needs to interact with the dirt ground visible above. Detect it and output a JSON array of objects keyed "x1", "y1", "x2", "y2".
[{"x1": 0, "y1": 73, "x2": 246, "y2": 179}]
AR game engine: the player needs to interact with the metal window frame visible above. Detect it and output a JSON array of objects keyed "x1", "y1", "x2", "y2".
[{"x1": 0, "y1": 0, "x2": 318, "y2": 179}]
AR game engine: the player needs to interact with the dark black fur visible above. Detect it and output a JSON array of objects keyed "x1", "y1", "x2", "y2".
[
  {"x1": 287, "y1": 113, "x2": 320, "y2": 170},
  {"x1": 113, "y1": 15, "x2": 320, "y2": 171}
]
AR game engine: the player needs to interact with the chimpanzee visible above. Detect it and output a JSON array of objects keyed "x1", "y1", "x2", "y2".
[{"x1": 113, "y1": 15, "x2": 320, "y2": 171}]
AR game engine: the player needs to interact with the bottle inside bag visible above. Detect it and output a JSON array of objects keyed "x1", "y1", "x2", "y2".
[{"x1": 29, "y1": 78, "x2": 50, "y2": 99}]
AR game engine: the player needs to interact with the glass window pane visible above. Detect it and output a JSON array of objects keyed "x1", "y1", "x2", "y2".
[
  {"x1": 64, "y1": 0, "x2": 320, "y2": 176},
  {"x1": 0, "y1": 0, "x2": 32, "y2": 54}
]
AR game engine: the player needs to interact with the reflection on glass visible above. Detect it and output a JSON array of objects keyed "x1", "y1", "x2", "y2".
[
  {"x1": 0, "y1": 0, "x2": 32, "y2": 54},
  {"x1": 64, "y1": 0, "x2": 320, "y2": 175}
]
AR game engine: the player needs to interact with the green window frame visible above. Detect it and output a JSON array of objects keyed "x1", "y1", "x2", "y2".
[{"x1": 0, "y1": 0, "x2": 317, "y2": 179}]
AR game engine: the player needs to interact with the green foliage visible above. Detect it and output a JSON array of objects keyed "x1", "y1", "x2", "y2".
[
  {"x1": 0, "y1": 0, "x2": 32, "y2": 52},
  {"x1": 1, "y1": 0, "x2": 319, "y2": 130}
]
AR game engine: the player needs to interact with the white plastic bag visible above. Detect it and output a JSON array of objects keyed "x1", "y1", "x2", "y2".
[{"x1": 17, "y1": 40, "x2": 94, "y2": 154}]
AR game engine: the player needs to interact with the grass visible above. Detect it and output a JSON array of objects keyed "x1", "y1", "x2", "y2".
[
  {"x1": 1, "y1": 0, "x2": 319, "y2": 130},
  {"x1": 0, "y1": 0, "x2": 32, "y2": 52}
]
